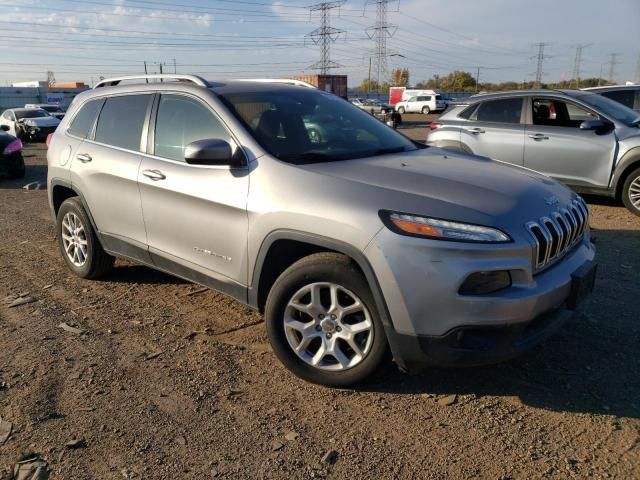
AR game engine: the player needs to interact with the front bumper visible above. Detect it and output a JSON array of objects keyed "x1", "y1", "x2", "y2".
[
  {"x1": 364, "y1": 227, "x2": 596, "y2": 371},
  {"x1": 385, "y1": 305, "x2": 574, "y2": 372}
]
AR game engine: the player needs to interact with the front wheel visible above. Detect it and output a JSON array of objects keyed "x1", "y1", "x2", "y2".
[
  {"x1": 622, "y1": 167, "x2": 640, "y2": 216},
  {"x1": 265, "y1": 253, "x2": 388, "y2": 387},
  {"x1": 421, "y1": 106, "x2": 431, "y2": 114},
  {"x1": 397, "y1": 106, "x2": 405, "y2": 114}
]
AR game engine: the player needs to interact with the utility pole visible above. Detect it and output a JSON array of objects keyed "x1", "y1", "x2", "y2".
[
  {"x1": 305, "y1": 1, "x2": 346, "y2": 74},
  {"x1": 367, "y1": 56, "x2": 372, "y2": 96},
  {"x1": 173, "y1": 58, "x2": 177, "y2": 74},
  {"x1": 608, "y1": 53, "x2": 619, "y2": 84},
  {"x1": 635, "y1": 53, "x2": 640, "y2": 84},
  {"x1": 475, "y1": 67, "x2": 481, "y2": 92},
  {"x1": 365, "y1": 0, "x2": 398, "y2": 90},
  {"x1": 531, "y1": 42, "x2": 550, "y2": 88},
  {"x1": 571, "y1": 44, "x2": 590, "y2": 88}
]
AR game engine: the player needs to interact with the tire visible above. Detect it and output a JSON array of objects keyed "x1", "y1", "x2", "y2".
[
  {"x1": 421, "y1": 106, "x2": 431, "y2": 114},
  {"x1": 397, "y1": 106, "x2": 405, "y2": 114},
  {"x1": 265, "y1": 252, "x2": 388, "y2": 387},
  {"x1": 8, "y1": 157, "x2": 25, "y2": 179},
  {"x1": 622, "y1": 167, "x2": 640, "y2": 216},
  {"x1": 56, "y1": 197, "x2": 114, "y2": 279}
]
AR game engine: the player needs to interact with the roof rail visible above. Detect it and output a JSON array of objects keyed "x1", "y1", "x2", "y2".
[
  {"x1": 235, "y1": 78, "x2": 317, "y2": 89},
  {"x1": 94, "y1": 74, "x2": 209, "y2": 89}
]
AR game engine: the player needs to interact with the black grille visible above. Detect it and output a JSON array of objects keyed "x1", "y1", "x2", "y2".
[{"x1": 526, "y1": 198, "x2": 589, "y2": 272}]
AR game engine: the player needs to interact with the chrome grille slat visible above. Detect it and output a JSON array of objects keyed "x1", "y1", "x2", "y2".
[{"x1": 526, "y1": 197, "x2": 589, "y2": 272}]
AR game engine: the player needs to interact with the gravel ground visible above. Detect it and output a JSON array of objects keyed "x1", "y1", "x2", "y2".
[{"x1": 0, "y1": 143, "x2": 638, "y2": 479}]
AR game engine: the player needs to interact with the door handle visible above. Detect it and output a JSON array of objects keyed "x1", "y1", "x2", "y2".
[
  {"x1": 142, "y1": 169, "x2": 166, "y2": 181},
  {"x1": 76, "y1": 153, "x2": 92, "y2": 163},
  {"x1": 466, "y1": 127, "x2": 485, "y2": 134},
  {"x1": 528, "y1": 133, "x2": 549, "y2": 140}
]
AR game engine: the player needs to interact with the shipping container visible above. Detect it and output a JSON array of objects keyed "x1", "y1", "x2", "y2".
[{"x1": 291, "y1": 75, "x2": 348, "y2": 99}]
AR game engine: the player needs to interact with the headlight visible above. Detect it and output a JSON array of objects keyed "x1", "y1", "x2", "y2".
[
  {"x1": 24, "y1": 120, "x2": 36, "y2": 126},
  {"x1": 380, "y1": 211, "x2": 511, "y2": 243}
]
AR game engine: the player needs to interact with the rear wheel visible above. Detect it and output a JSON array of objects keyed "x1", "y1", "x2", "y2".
[
  {"x1": 622, "y1": 167, "x2": 640, "y2": 216},
  {"x1": 265, "y1": 253, "x2": 388, "y2": 387},
  {"x1": 56, "y1": 197, "x2": 114, "y2": 278},
  {"x1": 397, "y1": 106, "x2": 405, "y2": 114},
  {"x1": 421, "y1": 106, "x2": 431, "y2": 114}
]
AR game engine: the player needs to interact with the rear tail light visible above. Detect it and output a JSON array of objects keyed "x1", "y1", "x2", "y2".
[
  {"x1": 46, "y1": 133, "x2": 53, "y2": 147},
  {"x1": 2, "y1": 138, "x2": 23, "y2": 155},
  {"x1": 429, "y1": 122, "x2": 442, "y2": 131}
]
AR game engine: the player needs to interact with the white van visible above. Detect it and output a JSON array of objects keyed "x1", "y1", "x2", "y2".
[{"x1": 394, "y1": 90, "x2": 446, "y2": 114}]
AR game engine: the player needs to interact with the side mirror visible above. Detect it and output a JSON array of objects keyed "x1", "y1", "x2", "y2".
[
  {"x1": 0, "y1": 125, "x2": 9, "y2": 131},
  {"x1": 184, "y1": 139, "x2": 242, "y2": 167},
  {"x1": 579, "y1": 118, "x2": 614, "y2": 135}
]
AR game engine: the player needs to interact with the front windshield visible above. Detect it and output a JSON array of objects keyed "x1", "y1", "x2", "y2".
[
  {"x1": 15, "y1": 109, "x2": 50, "y2": 119},
  {"x1": 577, "y1": 94, "x2": 639, "y2": 126},
  {"x1": 218, "y1": 88, "x2": 421, "y2": 163}
]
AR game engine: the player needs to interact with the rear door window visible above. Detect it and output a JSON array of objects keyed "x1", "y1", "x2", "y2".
[
  {"x1": 68, "y1": 99, "x2": 103, "y2": 138},
  {"x1": 94, "y1": 95, "x2": 151, "y2": 151},
  {"x1": 472, "y1": 98, "x2": 523, "y2": 124}
]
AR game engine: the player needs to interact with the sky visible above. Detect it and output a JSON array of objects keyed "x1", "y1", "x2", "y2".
[{"x1": 0, "y1": 0, "x2": 638, "y2": 88}]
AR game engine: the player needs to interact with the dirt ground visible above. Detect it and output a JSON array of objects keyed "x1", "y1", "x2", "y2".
[{"x1": 0, "y1": 142, "x2": 638, "y2": 479}]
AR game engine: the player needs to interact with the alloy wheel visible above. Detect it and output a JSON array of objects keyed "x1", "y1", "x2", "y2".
[
  {"x1": 61, "y1": 212, "x2": 88, "y2": 267},
  {"x1": 629, "y1": 175, "x2": 640, "y2": 209},
  {"x1": 283, "y1": 282, "x2": 374, "y2": 371}
]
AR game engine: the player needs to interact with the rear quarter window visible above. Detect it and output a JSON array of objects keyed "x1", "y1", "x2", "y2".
[{"x1": 68, "y1": 99, "x2": 103, "y2": 138}]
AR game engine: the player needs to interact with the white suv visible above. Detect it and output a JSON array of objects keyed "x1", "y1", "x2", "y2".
[{"x1": 395, "y1": 95, "x2": 446, "y2": 114}]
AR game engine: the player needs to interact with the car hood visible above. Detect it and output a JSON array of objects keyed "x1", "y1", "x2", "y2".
[
  {"x1": 21, "y1": 116, "x2": 60, "y2": 127},
  {"x1": 300, "y1": 147, "x2": 579, "y2": 229}
]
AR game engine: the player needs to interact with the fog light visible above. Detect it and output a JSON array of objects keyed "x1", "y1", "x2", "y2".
[{"x1": 459, "y1": 271, "x2": 511, "y2": 295}]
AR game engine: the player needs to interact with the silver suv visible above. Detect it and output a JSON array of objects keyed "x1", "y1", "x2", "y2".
[
  {"x1": 47, "y1": 75, "x2": 596, "y2": 386},
  {"x1": 427, "y1": 89, "x2": 640, "y2": 216}
]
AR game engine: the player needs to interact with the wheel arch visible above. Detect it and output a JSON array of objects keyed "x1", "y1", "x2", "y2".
[
  {"x1": 49, "y1": 179, "x2": 103, "y2": 247},
  {"x1": 613, "y1": 147, "x2": 640, "y2": 199},
  {"x1": 249, "y1": 231, "x2": 392, "y2": 328}
]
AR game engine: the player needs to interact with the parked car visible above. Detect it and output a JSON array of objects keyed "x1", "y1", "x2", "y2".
[
  {"x1": 427, "y1": 89, "x2": 640, "y2": 216},
  {"x1": 395, "y1": 94, "x2": 446, "y2": 114},
  {"x1": 0, "y1": 108, "x2": 61, "y2": 141},
  {"x1": 582, "y1": 85, "x2": 640, "y2": 113},
  {"x1": 25, "y1": 103, "x2": 66, "y2": 120},
  {"x1": 0, "y1": 126, "x2": 24, "y2": 178},
  {"x1": 351, "y1": 98, "x2": 393, "y2": 114},
  {"x1": 47, "y1": 74, "x2": 596, "y2": 386}
]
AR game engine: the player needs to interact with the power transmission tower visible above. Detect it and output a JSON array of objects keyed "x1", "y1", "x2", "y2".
[
  {"x1": 305, "y1": 1, "x2": 346, "y2": 74},
  {"x1": 46, "y1": 70, "x2": 56, "y2": 88},
  {"x1": 571, "y1": 44, "x2": 590, "y2": 88},
  {"x1": 365, "y1": 0, "x2": 398, "y2": 88},
  {"x1": 608, "y1": 53, "x2": 619, "y2": 84},
  {"x1": 531, "y1": 42, "x2": 550, "y2": 88}
]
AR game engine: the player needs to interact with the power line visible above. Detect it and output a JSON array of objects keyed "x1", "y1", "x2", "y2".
[
  {"x1": 365, "y1": 0, "x2": 398, "y2": 87},
  {"x1": 305, "y1": 1, "x2": 346, "y2": 74}
]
